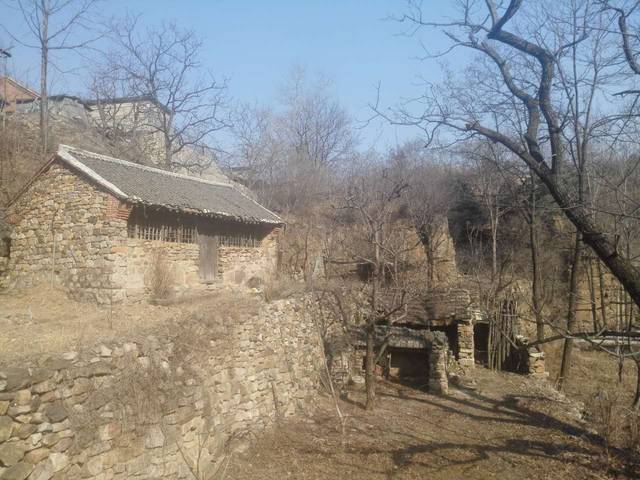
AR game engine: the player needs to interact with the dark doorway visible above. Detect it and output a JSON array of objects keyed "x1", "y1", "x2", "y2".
[
  {"x1": 474, "y1": 323, "x2": 489, "y2": 365},
  {"x1": 387, "y1": 347, "x2": 428, "y2": 386}
]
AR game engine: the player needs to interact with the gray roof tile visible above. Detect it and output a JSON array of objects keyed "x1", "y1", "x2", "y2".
[{"x1": 57, "y1": 145, "x2": 281, "y2": 224}]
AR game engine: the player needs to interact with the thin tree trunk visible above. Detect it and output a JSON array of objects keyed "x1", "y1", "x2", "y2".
[
  {"x1": 558, "y1": 232, "x2": 582, "y2": 391},
  {"x1": 365, "y1": 324, "x2": 375, "y2": 410},
  {"x1": 587, "y1": 257, "x2": 599, "y2": 332},
  {"x1": 528, "y1": 178, "x2": 544, "y2": 342},
  {"x1": 597, "y1": 260, "x2": 608, "y2": 328},
  {"x1": 39, "y1": 0, "x2": 49, "y2": 155},
  {"x1": 633, "y1": 357, "x2": 640, "y2": 411},
  {"x1": 364, "y1": 228, "x2": 382, "y2": 411},
  {"x1": 491, "y1": 206, "x2": 498, "y2": 281}
]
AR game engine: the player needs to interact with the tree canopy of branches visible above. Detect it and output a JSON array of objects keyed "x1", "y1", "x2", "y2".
[
  {"x1": 386, "y1": 0, "x2": 640, "y2": 404},
  {"x1": 387, "y1": 0, "x2": 640, "y2": 321},
  {"x1": 230, "y1": 70, "x2": 356, "y2": 213},
  {"x1": 92, "y1": 15, "x2": 229, "y2": 172},
  {"x1": 2, "y1": 0, "x2": 103, "y2": 153}
]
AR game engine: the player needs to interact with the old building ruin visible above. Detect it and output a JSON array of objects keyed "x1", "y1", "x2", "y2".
[{"x1": 3, "y1": 144, "x2": 283, "y2": 302}]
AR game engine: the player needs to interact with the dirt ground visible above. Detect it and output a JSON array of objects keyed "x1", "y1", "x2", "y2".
[
  {"x1": 0, "y1": 284, "x2": 260, "y2": 365},
  {"x1": 226, "y1": 368, "x2": 640, "y2": 480}
]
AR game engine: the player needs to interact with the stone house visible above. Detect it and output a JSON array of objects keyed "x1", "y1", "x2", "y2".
[
  {"x1": 3, "y1": 144, "x2": 283, "y2": 303},
  {"x1": 0, "y1": 76, "x2": 39, "y2": 113}
]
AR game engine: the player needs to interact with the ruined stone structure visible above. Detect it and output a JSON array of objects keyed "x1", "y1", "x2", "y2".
[
  {"x1": 3, "y1": 145, "x2": 282, "y2": 303},
  {"x1": 0, "y1": 296, "x2": 323, "y2": 479},
  {"x1": 350, "y1": 326, "x2": 450, "y2": 394},
  {"x1": 406, "y1": 287, "x2": 478, "y2": 369}
]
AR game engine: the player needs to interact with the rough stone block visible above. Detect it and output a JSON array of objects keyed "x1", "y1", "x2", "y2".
[
  {"x1": 0, "y1": 417, "x2": 13, "y2": 443},
  {"x1": 0, "y1": 443, "x2": 26, "y2": 467},
  {"x1": 0, "y1": 461, "x2": 33, "y2": 480}
]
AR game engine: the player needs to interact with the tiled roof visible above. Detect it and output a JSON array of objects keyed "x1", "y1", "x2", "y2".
[{"x1": 56, "y1": 145, "x2": 282, "y2": 224}]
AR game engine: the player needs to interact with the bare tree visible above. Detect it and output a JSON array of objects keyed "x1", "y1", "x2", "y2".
[
  {"x1": 387, "y1": 140, "x2": 456, "y2": 288},
  {"x1": 385, "y1": 0, "x2": 640, "y2": 316},
  {"x1": 322, "y1": 158, "x2": 423, "y2": 410},
  {"x1": 94, "y1": 15, "x2": 229, "y2": 171},
  {"x1": 229, "y1": 70, "x2": 356, "y2": 214},
  {"x1": 2, "y1": 0, "x2": 102, "y2": 153}
]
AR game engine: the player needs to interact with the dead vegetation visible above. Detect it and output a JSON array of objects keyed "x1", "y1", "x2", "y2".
[
  {"x1": 0, "y1": 282, "x2": 261, "y2": 365},
  {"x1": 545, "y1": 345, "x2": 640, "y2": 457},
  {"x1": 224, "y1": 364, "x2": 640, "y2": 480},
  {"x1": 147, "y1": 248, "x2": 176, "y2": 301}
]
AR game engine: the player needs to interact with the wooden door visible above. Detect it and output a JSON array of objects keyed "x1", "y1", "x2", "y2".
[{"x1": 198, "y1": 231, "x2": 218, "y2": 282}]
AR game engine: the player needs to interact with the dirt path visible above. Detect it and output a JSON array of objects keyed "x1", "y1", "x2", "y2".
[{"x1": 227, "y1": 369, "x2": 639, "y2": 480}]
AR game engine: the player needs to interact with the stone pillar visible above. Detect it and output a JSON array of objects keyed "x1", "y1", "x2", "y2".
[
  {"x1": 527, "y1": 350, "x2": 548, "y2": 378},
  {"x1": 457, "y1": 320, "x2": 475, "y2": 369},
  {"x1": 428, "y1": 334, "x2": 449, "y2": 395}
]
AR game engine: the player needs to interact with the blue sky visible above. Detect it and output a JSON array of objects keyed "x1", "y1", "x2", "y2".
[{"x1": 1, "y1": 0, "x2": 461, "y2": 150}]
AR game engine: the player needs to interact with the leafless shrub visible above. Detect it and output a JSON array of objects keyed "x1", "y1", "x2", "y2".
[
  {"x1": 588, "y1": 388, "x2": 640, "y2": 457},
  {"x1": 625, "y1": 408, "x2": 640, "y2": 454},
  {"x1": 148, "y1": 248, "x2": 175, "y2": 300},
  {"x1": 590, "y1": 390, "x2": 623, "y2": 455}
]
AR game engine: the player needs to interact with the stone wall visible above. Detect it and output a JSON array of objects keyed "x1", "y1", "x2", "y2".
[
  {"x1": 218, "y1": 230, "x2": 279, "y2": 285},
  {"x1": 112, "y1": 241, "x2": 201, "y2": 298},
  {"x1": 4, "y1": 161, "x2": 280, "y2": 303},
  {"x1": 0, "y1": 297, "x2": 323, "y2": 480},
  {"x1": 4, "y1": 163, "x2": 126, "y2": 303},
  {"x1": 456, "y1": 320, "x2": 475, "y2": 369}
]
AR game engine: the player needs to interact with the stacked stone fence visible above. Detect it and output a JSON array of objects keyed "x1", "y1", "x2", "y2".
[{"x1": 0, "y1": 297, "x2": 323, "y2": 480}]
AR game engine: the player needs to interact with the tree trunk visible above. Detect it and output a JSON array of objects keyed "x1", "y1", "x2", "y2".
[
  {"x1": 587, "y1": 258, "x2": 599, "y2": 332},
  {"x1": 633, "y1": 357, "x2": 640, "y2": 411},
  {"x1": 365, "y1": 324, "x2": 376, "y2": 410},
  {"x1": 471, "y1": 125, "x2": 640, "y2": 314},
  {"x1": 490, "y1": 206, "x2": 498, "y2": 281},
  {"x1": 39, "y1": 1, "x2": 49, "y2": 155},
  {"x1": 528, "y1": 177, "x2": 544, "y2": 342},
  {"x1": 558, "y1": 232, "x2": 582, "y2": 391}
]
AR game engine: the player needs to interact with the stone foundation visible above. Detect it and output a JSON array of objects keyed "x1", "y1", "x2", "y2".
[{"x1": 0, "y1": 297, "x2": 323, "y2": 479}]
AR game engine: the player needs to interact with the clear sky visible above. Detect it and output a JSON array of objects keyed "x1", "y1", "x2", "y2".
[{"x1": 0, "y1": 0, "x2": 461, "y2": 151}]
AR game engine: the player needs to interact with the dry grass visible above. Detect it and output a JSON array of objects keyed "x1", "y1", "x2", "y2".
[
  {"x1": 225, "y1": 370, "x2": 640, "y2": 479},
  {"x1": 544, "y1": 342, "x2": 640, "y2": 455},
  {"x1": 262, "y1": 277, "x2": 308, "y2": 302},
  {"x1": 0, "y1": 283, "x2": 262, "y2": 366},
  {"x1": 148, "y1": 248, "x2": 176, "y2": 300}
]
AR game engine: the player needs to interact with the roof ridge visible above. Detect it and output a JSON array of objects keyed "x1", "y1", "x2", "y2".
[
  {"x1": 57, "y1": 144, "x2": 232, "y2": 189},
  {"x1": 0, "y1": 76, "x2": 39, "y2": 98}
]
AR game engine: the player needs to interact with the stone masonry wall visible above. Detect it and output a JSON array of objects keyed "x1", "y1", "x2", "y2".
[
  {"x1": 4, "y1": 161, "x2": 280, "y2": 303},
  {"x1": 113, "y1": 230, "x2": 280, "y2": 299},
  {"x1": 218, "y1": 230, "x2": 279, "y2": 285},
  {"x1": 111, "y1": 241, "x2": 200, "y2": 298},
  {"x1": 0, "y1": 296, "x2": 323, "y2": 480},
  {"x1": 5, "y1": 163, "x2": 126, "y2": 303}
]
